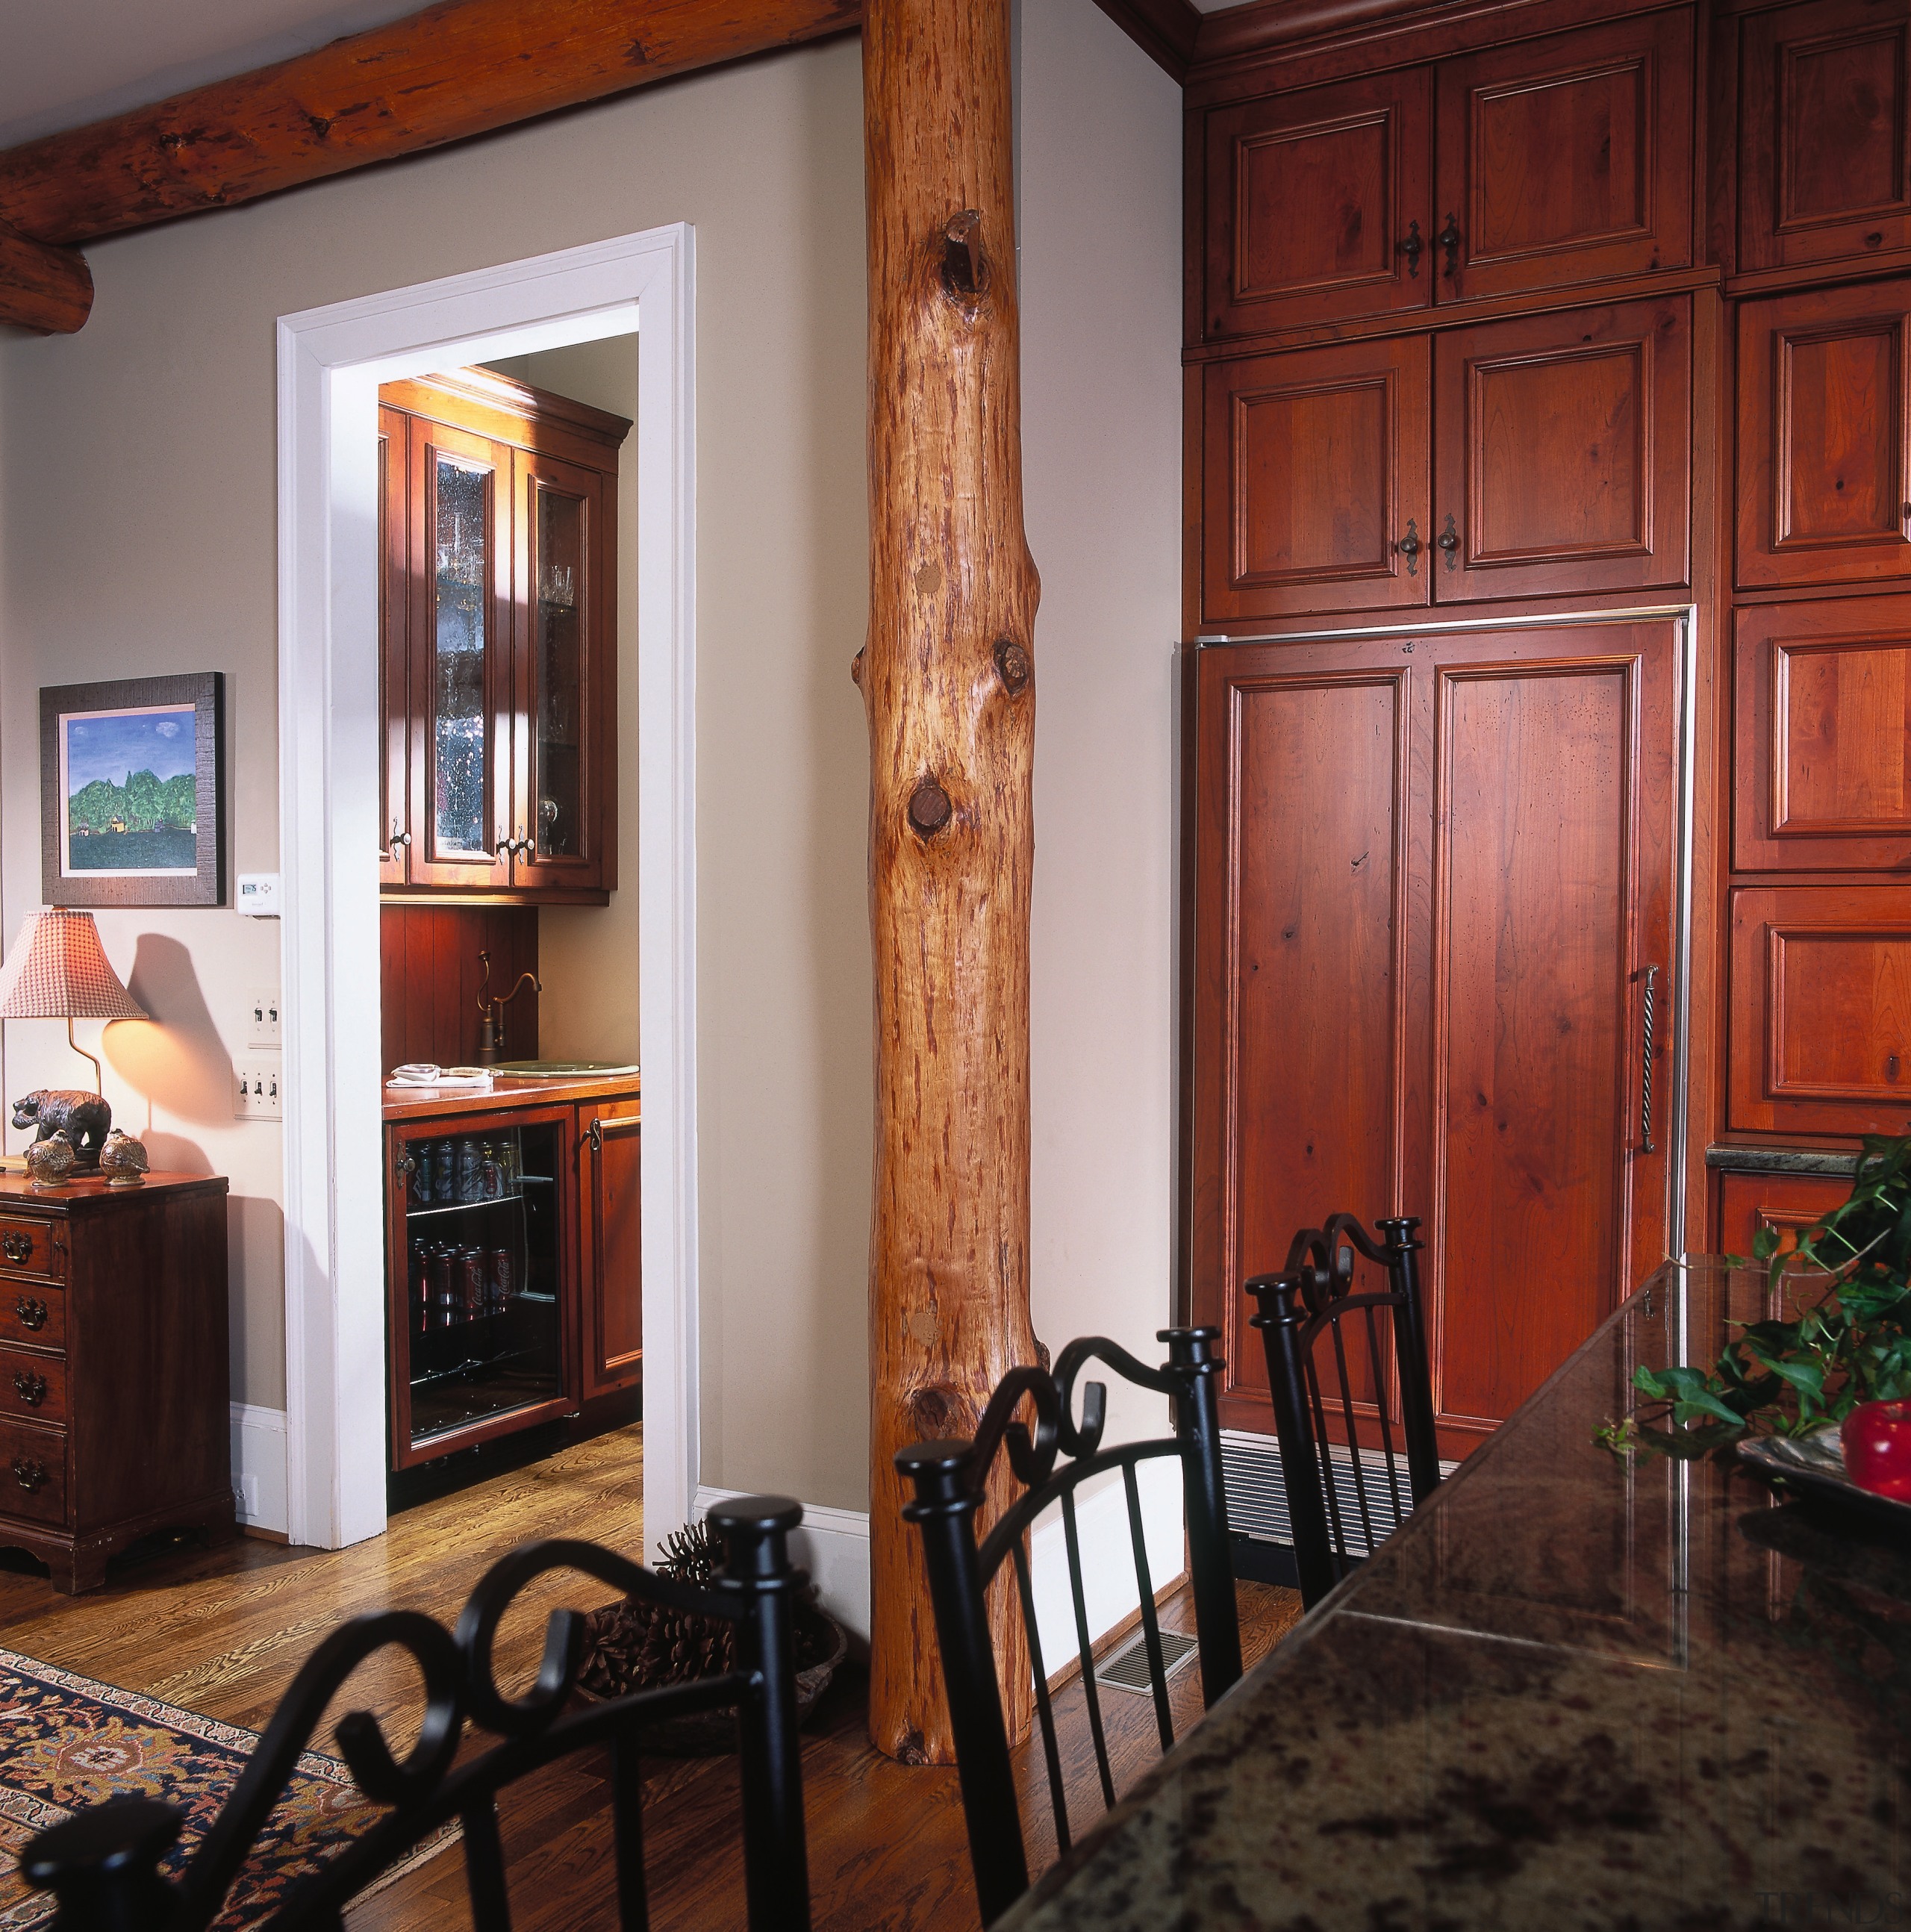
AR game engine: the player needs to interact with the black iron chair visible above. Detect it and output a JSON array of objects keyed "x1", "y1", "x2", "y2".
[
  {"x1": 20, "y1": 1496, "x2": 814, "y2": 1932},
  {"x1": 1246, "y1": 1213, "x2": 1441, "y2": 1610},
  {"x1": 897, "y1": 1327, "x2": 1243, "y2": 1927}
]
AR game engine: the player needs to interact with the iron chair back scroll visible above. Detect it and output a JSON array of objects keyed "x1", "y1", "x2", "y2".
[
  {"x1": 897, "y1": 1327, "x2": 1244, "y2": 1928},
  {"x1": 21, "y1": 1496, "x2": 814, "y2": 1932},
  {"x1": 1247, "y1": 1213, "x2": 1441, "y2": 1610}
]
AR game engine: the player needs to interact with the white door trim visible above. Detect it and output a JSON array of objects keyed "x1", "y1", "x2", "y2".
[{"x1": 275, "y1": 224, "x2": 698, "y2": 1557}]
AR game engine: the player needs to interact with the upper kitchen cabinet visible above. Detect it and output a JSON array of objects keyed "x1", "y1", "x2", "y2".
[
  {"x1": 380, "y1": 370, "x2": 629, "y2": 905},
  {"x1": 1737, "y1": 278, "x2": 1911, "y2": 590},
  {"x1": 1736, "y1": 0, "x2": 1911, "y2": 277},
  {"x1": 1202, "y1": 70, "x2": 1435, "y2": 338},
  {"x1": 1195, "y1": 10, "x2": 1692, "y2": 340},
  {"x1": 1434, "y1": 11, "x2": 1693, "y2": 302}
]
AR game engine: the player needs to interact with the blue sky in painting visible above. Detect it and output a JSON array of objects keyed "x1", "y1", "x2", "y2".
[{"x1": 64, "y1": 709, "x2": 196, "y2": 792}]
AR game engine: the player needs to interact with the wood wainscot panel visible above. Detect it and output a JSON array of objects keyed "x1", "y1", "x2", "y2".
[
  {"x1": 1433, "y1": 295, "x2": 1692, "y2": 602},
  {"x1": 379, "y1": 903, "x2": 539, "y2": 1072},
  {"x1": 1201, "y1": 68, "x2": 1434, "y2": 339},
  {"x1": 1737, "y1": 278, "x2": 1911, "y2": 591},
  {"x1": 1737, "y1": 0, "x2": 1911, "y2": 277},
  {"x1": 1734, "y1": 595, "x2": 1911, "y2": 873},
  {"x1": 1201, "y1": 337, "x2": 1432, "y2": 622},
  {"x1": 1435, "y1": 9, "x2": 1693, "y2": 304},
  {"x1": 1730, "y1": 886, "x2": 1911, "y2": 1135}
]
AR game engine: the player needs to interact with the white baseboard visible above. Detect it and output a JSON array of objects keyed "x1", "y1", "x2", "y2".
[
  {"x1": 230, "y1": 1402, "x2": 290, "y2": 1536},
  {"x1": 1026, "y1": 1462, "x2": 1183, "y2": 1677},
  {"x1": 693, "y1": 1487, "x2": 873, "y2": 1643}
]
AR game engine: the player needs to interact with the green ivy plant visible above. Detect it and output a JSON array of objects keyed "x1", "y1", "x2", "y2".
[{"x1": 1598, "y1": 1132, "x2": 1911, "y2": 1462}]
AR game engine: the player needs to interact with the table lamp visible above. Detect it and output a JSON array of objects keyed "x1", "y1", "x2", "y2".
[{"x1": 0, "y1": 909, "x2": 146, "y2": 1167}]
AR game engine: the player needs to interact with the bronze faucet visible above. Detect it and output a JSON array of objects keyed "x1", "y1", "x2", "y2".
[{"x1": 476, "y1": 951, "x2": 541, "y2": 1065}]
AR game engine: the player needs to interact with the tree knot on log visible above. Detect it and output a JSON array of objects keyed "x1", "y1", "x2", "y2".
[
  {"x1": 624, "y1": 38, "x2": 649, "y2": 66},
  {"x1": 906, "y1": 1385, "x2": 964, "y2": 1442},
  {"x1": 849, "y1": 647, "x2": 864, "y2": 688},
  {"x1": 306, "y1": 114, "x2": 333, "y2": 141},
  {"x1": 994, "y1": 638, "x2": 1032, "y2": 695},
  {"x1": 908, "y1": 779, "x2": 953, "y2": 838},
  {"x1": 938, "y1": 209, "x2": 989, "y2": 309}
]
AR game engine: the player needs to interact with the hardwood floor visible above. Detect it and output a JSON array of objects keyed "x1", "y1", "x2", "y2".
[{"x1": 0, "y1": 1424, "x2": 1303, "y2": 1930}]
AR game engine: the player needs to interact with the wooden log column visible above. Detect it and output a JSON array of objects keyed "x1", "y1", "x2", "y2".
[{"x1": 861, "y1": 0, "x2": 1041, "y2": 1763}]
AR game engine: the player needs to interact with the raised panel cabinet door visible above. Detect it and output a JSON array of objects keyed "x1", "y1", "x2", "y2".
[
  {"x1": 1433, "y1": 296, "x2": 1692, "y2": 602},
  {"x1": 1738, "y1": 280, "x2": 1911, "y2": 590},
  {"x1": 1734, "y1": 594, "x2": 1911, "y2": 870},
  {"x1": 1203, "y1": 69, "x2": 1435, "y2": 338},
  {"x1": 1738, "y1": 0, "x2": 1911, "y2": 275},
  {"x1": 1730, "y1": 886, "x2": 1911, "y2": 1135},
  {"x1": 1435, "y1": 10, "x2": 1694, "y2": 302},
  {"x1": 378, "y1": 407, "x2": 411, "y2": 888},
  {"x1": 1201, "y1": 338, "x2": 1433, "y2": 623},
  {"x1": 578, "y1": 1105, "x2": 641, "y2": 1400},
  {"x1": 407, "y1": 419, "x2": 517, "y2": 890},
  {"x1": 1716, "y1": 1170, "x2": 1851, "y2": 1274}
]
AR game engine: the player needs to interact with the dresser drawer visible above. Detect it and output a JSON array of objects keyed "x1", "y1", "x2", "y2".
[
  {"x1": 0, "y1": 1286, "x2": 63, "y2": 1351},
  {"x1": 0, "y1": 1215, "x2": 63, "y2": 1283},
  {"x1": 0, "y1": 1420, "x2": 66, "y2": 1525},
  {"x1": 0, "y1": 1347, "x2": 66, "y2": 1425}
]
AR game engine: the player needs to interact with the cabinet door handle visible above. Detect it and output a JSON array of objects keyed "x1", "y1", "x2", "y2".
[
  {"x1": 386, "y1": 822, "x2": 411, "y2": 855},
  {"x1": 1640, "y1": 965, "x2": 1660, "y2": 1155},
  {"x1": 1, "y1": 1233, "x2": 34, "y2": 1265},
  {"x1": 587, "y1": 1118, "x2": 604, "y2": 1156},
  {"x1": 1436, "y1": 213, "x2": 1462, "y2": 276},
  {"x1": 1436, "y1": 514, "x2": 1460, "y2": 571},
  {"x1": 13, "y1": 1296, "x2": 47, "y2": 1331},
  {"x1": 1397, "y1": 519, "x2": 1422, "y2": 576},
  {"x1": 1397, "y1": 220, "x2": 1423, "y2": 278},
  {"x1": 12, "y1": 1370, "x2": 46, "y2": 1406},
  {"x1": 396, "y1": 1152, "x2": 417, "y2": 1180},
  {"x1": 11, "y1": 1456, "x2": 46, "y2": 1493}
]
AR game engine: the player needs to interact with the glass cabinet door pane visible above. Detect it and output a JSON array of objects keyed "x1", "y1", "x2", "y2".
[
  {"x1": 432, "y1": 455, "x2": 491, "y2": 857},
  {"x1": 533, "y1": 486, "x2": 585, "y2": 859}
]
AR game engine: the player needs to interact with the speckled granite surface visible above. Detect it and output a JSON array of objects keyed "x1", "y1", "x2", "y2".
[{"x1": 1000, "y1": 1260, "x2": 1911, "y2": 1932}]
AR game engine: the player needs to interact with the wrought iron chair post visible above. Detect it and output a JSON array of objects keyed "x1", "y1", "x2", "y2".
[
  {"x1": 708, "y1": 1494, "x2": 813, "y2": 1932},
  {"x1": 20, "y1": 1794, "x2": 181, "y2": 1932},
  {"x1": 1160, "y1": 1324, "x2": 1244, "y2": 1702},
  {"x1": 1375, "y1": 1216, "x2": 1441, "y2": 1503},
  {"x1": 1247, "y1": 1271, "x2": 1340, "y2": 1607},
  {"x1": 895, "y1": 1439, "x2": 1030, "y2": 1927}
]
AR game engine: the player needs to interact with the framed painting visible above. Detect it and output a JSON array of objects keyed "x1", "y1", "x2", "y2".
[{"x1": 40, "y1": 673, "x2": 226, "y2": 908}]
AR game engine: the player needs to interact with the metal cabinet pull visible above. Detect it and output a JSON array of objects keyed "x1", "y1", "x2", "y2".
[
  {"x1": 1397, "y1": 220, "x2": 1424, "y2": 278},
  {"x1": 12, "y1": 1370, "x2": 46, "y2": 1407},
  {"x1": 11, "y1": 1456, "x2": 46, "y2": 1493},
  {"x1": 1398, "y1": 519, "x2": 1423, "y2": 576},
  {"x1": 1436, "y1": 213, "x2": 1462, "y2": 276},
  {"x1": 587, "y1": 1118, "x2": 604, "y2": 1156},
  {"x1": 1641, "y1": 965, "x2": 1661, "y2": 1155},
  {"x1": 1436, "y1": 514, "x2": 1459, "y2": 571},
  {"x1": 1, "y1": 1232, "x2": 34, "y2": 1265},
  {"x1": 13, "y1": 1296, "x2": 47, "y2": 1331}
]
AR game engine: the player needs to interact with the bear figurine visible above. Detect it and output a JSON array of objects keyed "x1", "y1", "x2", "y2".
[{"x1": 11, "y1": 1089, "x2": 113, "y2": 1169}]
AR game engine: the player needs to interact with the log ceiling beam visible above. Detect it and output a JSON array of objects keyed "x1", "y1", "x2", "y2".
[{"x1": 0, "y1": 216, "x2": 93, "y2": 334}]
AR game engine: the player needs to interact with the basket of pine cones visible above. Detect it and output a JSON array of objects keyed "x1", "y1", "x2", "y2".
[{"x1": 574, "y1": 1521, "x2": 849, "y2": 1754}]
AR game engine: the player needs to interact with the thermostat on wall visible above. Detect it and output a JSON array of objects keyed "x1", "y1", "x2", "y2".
[{"x1": 237, "y1": 873, "x2": 281, "y2": 917}]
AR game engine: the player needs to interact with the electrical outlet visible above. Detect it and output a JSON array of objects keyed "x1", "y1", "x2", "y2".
[
  {"x1": 234, "y1": 1062, "x2": 283, "y2": 1121},
  {"x1": 234, "y1": 1474, "x2": 261, "y2": 1521},
  {"x1": 246, "y1": 988, "x2": 281, "y2": 1049}
]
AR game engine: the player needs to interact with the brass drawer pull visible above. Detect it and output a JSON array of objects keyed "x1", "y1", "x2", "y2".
[
  {"x1": 13, "y1": 1297, "x2": 48, "y2": 1331},
  {"x1": 1, "y1": 1233, "x2": 34, "y2": 1265},
  {"x1": 12, "y1": 1370, "x2": 46, "y2": 1406},
  {"x1": 11, "y1": 1456, "x2": 46, "y2": 1493}
]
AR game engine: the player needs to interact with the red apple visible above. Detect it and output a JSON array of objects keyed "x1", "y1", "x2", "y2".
[{"x1": 1841, "y1": 1400, "x2": 1911, "y2": 1500}]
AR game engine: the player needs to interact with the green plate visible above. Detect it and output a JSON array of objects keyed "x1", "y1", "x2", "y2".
[{"x1": 493, "y1": 1060, "x2": 640, "y2": 1078}]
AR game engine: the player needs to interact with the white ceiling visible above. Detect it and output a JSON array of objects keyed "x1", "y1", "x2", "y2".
[{"x1": 0, "y1": 0, "x2": 428, "y2": 148}]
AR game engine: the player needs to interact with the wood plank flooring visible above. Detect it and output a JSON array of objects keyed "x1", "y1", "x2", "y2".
[{"x1": 0, "y1": 1425, "x2": 1302, "y2": 1930}]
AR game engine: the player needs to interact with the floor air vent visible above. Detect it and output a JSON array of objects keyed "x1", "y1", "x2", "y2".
[{"x1": 1094, "y1": 1627, "x2": 1199, "y2": 1695}]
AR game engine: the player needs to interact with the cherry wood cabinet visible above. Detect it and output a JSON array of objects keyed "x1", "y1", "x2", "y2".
[
  {"x1": 1736, "y1": 278, "x2": 1911, "y2": 591},
  {"x1": 579, "y1": 1098, "x2": 643, "y2": 1400},
  {"x1": 1736, "y1": 0, "x2": 1911, "y2": 277},
  {"x1": 379, "y1": 369, "x2": 628, "y2": 905},
  {"x1": 1189, "y1": 617, "x2": 1679, "y2": 1458},
  {"x1": 1717, "y1": 1168, "x2": 1850, "y2": 1262},
  {"x1": 1734, "y1": 595, "x2": 1911, "y2": 872}
]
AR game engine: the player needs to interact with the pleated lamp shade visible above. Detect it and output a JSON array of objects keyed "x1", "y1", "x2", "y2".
[{"x1": 0, "y1": 909, "x2": 146, "y2": 1022}]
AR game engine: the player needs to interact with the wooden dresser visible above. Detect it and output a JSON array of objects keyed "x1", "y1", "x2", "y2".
[{"x1": 0, "y1": 1170, "x2": 232, "y2": 1592}]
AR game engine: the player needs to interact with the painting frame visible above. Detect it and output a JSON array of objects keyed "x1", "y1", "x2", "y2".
[{"x1": 40, "y1": 673, "x2": 226, "y2": 908}]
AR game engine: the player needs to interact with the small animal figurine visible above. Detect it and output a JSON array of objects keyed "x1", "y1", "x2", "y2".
[
  {"x1": 23, "y1": 1129, "x2": 75, "y2": 1189},
  {"x1": 98, "y1": 1128, "x2": 149, "y2": 1188},
  {"x1": 11, "y1": 1089, "x2": 111, "y2": 1168}
]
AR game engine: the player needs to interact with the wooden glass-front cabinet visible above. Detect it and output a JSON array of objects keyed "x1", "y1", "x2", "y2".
[
  {"x1": 378, "y1": 369, "x2": 629, "y2": 905},
  {"x1": 384, "y1": 1080, "x2": 640, "y2": 1470}
]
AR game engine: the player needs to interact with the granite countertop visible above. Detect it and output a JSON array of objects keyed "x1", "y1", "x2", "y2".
[{"x1": 1003, "y1": 1259, "x2": 1911, "y2": 1931}]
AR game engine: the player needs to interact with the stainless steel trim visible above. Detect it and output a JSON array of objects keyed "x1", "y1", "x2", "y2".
[{"x1": 1669, "y1": 607, "x2": 1698, "y2": 1276}]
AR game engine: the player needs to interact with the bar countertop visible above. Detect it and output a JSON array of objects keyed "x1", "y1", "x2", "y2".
[{"x1": 1003, "y1": 1259, "x2": 1911, "y2": 1931}]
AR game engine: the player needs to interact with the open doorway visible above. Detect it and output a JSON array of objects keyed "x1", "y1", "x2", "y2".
[{"x1": 275, "y1": 226, "x2": 696, "y2": 1562}]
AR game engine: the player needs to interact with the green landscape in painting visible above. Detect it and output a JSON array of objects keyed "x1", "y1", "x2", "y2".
[{"x1": 66, "y1": 770, "x2": 197, "y2": 870}]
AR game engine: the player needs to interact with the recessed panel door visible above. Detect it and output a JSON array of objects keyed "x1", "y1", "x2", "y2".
[
  {"x1": 578, "y1": 1103, "x2": 642, "y2": 1400},
  {"x1": 378, "y1": 406, "x2": 411, "y2": 889},
  {"x1": 1737, "y1": 279, "x2": 1911, "y2": 590},
  {"x1": 1203, "y1": 69, "x2": 1434, "y2": 337},
  {"x1": 1433, "y1": 296, "x2": 1692, "y2": 602},
  {"x1": 1202, "y1": 338, "x2": 1432, "y2": 623}
]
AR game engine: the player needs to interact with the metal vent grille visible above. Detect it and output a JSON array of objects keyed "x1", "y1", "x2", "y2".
[
  {"x1": 1094, "y1": 1627, "x2": 1199, "y2": 1695},
  {"x1": 1222, "y1": 1430, "x2": 1457, "y2": 1559}
]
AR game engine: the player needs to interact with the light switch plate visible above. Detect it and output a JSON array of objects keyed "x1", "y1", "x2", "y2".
[
  {"x1": 234, "y1": 1062, "x2": 283, "y2": 1120},
  {"x1": 246, "y1": 988, "x2": 281, "y2": 1049}
]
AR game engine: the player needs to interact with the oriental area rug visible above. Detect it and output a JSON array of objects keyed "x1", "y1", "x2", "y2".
[{"x1": 0, "y1": 1647, "x2": 453, "y2": 1929}]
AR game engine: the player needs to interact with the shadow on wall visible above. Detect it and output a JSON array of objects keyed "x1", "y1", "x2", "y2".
[{"x1": 102, "y1": 932, "x2": 234, "y2": 1149}]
